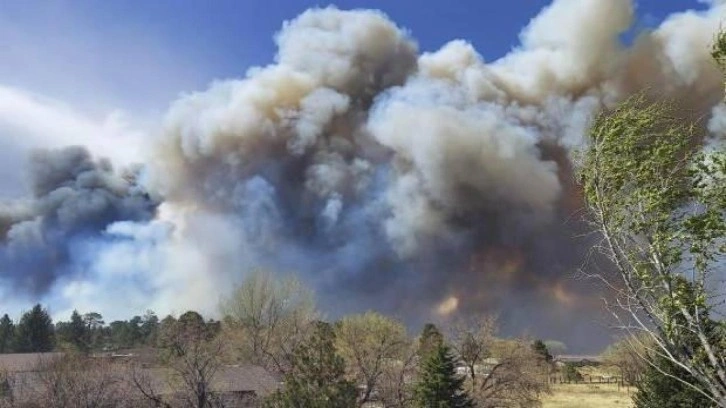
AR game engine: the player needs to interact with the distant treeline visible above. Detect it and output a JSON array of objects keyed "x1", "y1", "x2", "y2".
[{"x1": 0, "y1": 304, "x2": 220, "y2": 353}]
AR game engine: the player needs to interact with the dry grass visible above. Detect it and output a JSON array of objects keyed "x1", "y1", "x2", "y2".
[{"x1": 543, "y1": 383, "x2": 634, "y2": 408}]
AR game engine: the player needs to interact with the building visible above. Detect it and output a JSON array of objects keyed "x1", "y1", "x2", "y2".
[{"x1": 0, "y1": 352, "x2": 280, "y2": 407}]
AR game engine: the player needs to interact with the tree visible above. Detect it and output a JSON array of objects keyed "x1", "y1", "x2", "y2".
[
  {"x1": 449, "y1": 315, "x2": 497, "y2": 391},
  {"x1": 417, "y1": 323, "x2": 444, "y2": 359},
  {"x1": 140, "y1": 310, "x2": 160, "y2": 345},
  {"x1": 135, "y1": 311, "x2": 224, "y2": 408},
  {"x1": 0, "y1": 315, "x2": 14, "y2": 354},
  {"x1": 602, "y1": 336, "x2": 648, "y2": 386},
  {"x1": 14, "y1": 304, "x2": 54, "y2": 353},
  {"x1": 35, "y1": 354, "x2": 126, "y2": 408},
  {"x1": 265, "y1": 321, "x2": 357, "y2": 408},
  {"x1": 532, "y1": 340, "x2": 553, "y2": 364},
  {"x1": 219, "y1": 270, "x2": 318, "y2": 375},
  {"x1": 413, "y1": 343, "x2": 473, "y2": 408},
  {"x1": 335, "y1": 312, "x2": 409, "y2": 406},
  {"x1": 579, "y1": 30, "x2": 726, "y2": 403},
  {"x1": 562, "y1": 363, "x2": 583, "y2": 383},
  {"x1": 83, "y1": 312, "x2": 104, "y2": 349},
  {"x1": 634, "y1": 354, "x2": 713, "y2": 408},
  {"x1": 56, "y1": 310, "x2": 88, "y2": 352},
  {"x1": 475, "y1": 339, "x2": 550, "y2": 408}
]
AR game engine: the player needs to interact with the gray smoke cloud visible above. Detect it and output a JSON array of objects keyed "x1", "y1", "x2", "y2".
[
  {"x1": 1, "y1": 1, "x2": 724, "y2": 351},
  {"x1": 0, "y1": 146, "x2": 157, "y2": 294}
]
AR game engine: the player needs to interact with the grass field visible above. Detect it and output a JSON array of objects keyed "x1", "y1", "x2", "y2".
[{"x1": 542, "y1": 383, "x2": 634, "y2": 408}]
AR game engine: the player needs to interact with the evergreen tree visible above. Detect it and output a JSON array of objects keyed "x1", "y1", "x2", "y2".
[
  {"x1": 0, "y1": 314, "x2": 15, "y2": 353},
  {"x1": 414, "y1": 343, "x2": 474, "y2": 408},
  {"x1": 418, "y1": 323, "x2": 444, "y2": 359},
  {"x1": 57, "y1": 310, "x2": 88, "y2": 351},
  {"x1": 15, "y1": 304, "x2": 54, "y2": 352},
  {"x1": 634, "y1": 355, "x2": 714, "y2": 408},
  {"x1": 532, "y1": 339, "x2": 553, "y2": 363},
  {"x1": 265, "y1": 321, "x2": 357, "y2": 408}
]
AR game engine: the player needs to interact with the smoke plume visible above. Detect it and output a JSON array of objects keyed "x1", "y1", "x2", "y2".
[{"x1": 1, "y1": 0, "x2": 724, "y2": 351}]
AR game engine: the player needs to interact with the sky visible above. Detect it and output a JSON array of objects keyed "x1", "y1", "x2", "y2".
[
  {"x1": 0, "y1": 0, "x2": 713, "y2": 199},
  {"x1": 0, "y1": 0, "x2": 713, "y2": 112},
  {"x1": 0, "y1": 0, "x2": 722, "y2": 348}
]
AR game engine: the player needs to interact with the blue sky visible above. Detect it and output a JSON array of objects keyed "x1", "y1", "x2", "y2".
[{"x1": 0, "y1": 0, "x2": 713, "y2": 114}]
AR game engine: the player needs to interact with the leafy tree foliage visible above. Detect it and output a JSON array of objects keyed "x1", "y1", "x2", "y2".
[
  {"x1": 413, "y1": 343, "x2": 473, "y2": 408},
  {"x1": 580, "y1": 93, "x2": 726, "y2": 401},
  {"x1": 634, "y1": 355, "x2": 713, "y2": 408},
  {"x1": 562, "y1": 363, "x2": 583, "y2": 383},
  {"x1": 0, "y1": 314, "x2": 15, "y2": 353},
  {"x1": 15, "y1": 304, "x2": 54, "y2": 352},
  {"x1": 56, "y1": 310, "x2": 88, "y2": 352},
  {"x1": 265, "y1": 321, "x2": 357, "y2": 408}
]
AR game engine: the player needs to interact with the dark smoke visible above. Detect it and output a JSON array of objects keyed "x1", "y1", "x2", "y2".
[{"x1": 0, "y1": 146, "x2": 158, "y2": 294}]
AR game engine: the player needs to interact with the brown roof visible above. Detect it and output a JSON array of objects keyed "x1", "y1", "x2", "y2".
[
  {"x1": 0, "y1": 352, "x2": 64, "y2": 372},
  {"x1": 213, "y1": 365, "x2": 280, "y2": 396}
]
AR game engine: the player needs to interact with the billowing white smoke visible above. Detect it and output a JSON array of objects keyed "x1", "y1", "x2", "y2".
[{"x1": 1, "y1": 1, "x2": 724, "y2": 348}]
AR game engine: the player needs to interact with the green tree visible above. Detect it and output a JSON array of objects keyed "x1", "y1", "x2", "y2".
[
  {"x1": 265, "y1": 321, "x2": 357, "y2": 408},
  {"x1": 634, "y1": 355, "x2": 713, "y2": 408},
  {"x1": 140, "y1": 310, "x2": 159, "y2": 345},
  {"x1": 580, "y1": 88, "x2": 726, "y2": 402},
  {"x1": 562, "y1": 363, "x2": 583, "y2": 383},
  {"x1": 83, "y1": 312, "x2": 104, "y2": 349},
  {"x1": 56, "y1": 310, "x2": 88, "y2": 351},
  {"x1": 413, "y1": 343, "x2": 473, "y2": 408},
  {"x1": 532, "y1": 339, "x2": 553, "y2": 363},
  {"x1": 15, "y1": 304, "x2": 54, "y2": 352},
  {"x1": 418, "y1": 323, "x2": 444, "y2": 359},
  {"x1": 0, "y1": 314, "x2": 15, "y2": 353},
  {"x1": 579, "y1": 28, "x2": 726, "y2": 404}
]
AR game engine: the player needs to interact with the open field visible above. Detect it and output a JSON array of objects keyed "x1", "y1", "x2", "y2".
[{"x1": 543, "y1": 383, "x2": 634, "y2": 408}]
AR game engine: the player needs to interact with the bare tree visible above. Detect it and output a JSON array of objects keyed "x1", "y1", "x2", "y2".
[
  {"x1": 335, "y1": 312, "x2": 409, "y2": 406},
  {"x1": 602, "y1": 335, "x2": 649, "y2": 386},
  {"x1": 376, "y1": 342, "x2": 418, "y2": 408},
  {"x1": 133, "y1": 312, "x2": 226, "y2": 408},
  {"x1": 474, "y1": 339, "x2": 550, "y2": 408},
  {"x1": 219, "y1": 270, "x2": 318, "y2": 375},
  {"x1": 448, "y1": 315, "x2": 498, "y2": 388},
  {"x1": 33, "y1": 353, "x2": 126, "y2": 408}
]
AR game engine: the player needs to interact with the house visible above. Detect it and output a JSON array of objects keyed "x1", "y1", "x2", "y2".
[{"x1": 0, "y1": 352, "x2": 280, "y2": 407}]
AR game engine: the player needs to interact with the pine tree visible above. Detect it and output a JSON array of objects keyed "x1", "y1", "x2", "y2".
[
  {"x1": 0, "y1": 314, "x2": 15, "y2": 353},
  {"x1": 265, "y1": 321, "x2": 357, "y2": 408},
  {"x1": 15, "y1": 304, "x2": 54, "y2": 352},
  {"x1": 418, "y1": 323, "x2": 444, "y2": 359},
  {"x1": 532, "y1": 339, "x2": 553, "y2": 363},
  {"x1": 414, "y1": 343, "x2": 474, "y2": 408},
  {"x1": 56, "y1": 310, "x2": 88, "y2": 351},
  {"x1": 634, "y1": 355, "x2": 713, "y2": 408}
]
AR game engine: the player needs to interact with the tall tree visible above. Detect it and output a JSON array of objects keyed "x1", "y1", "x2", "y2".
[
  {"x1": 531, "y1": 340, "x2": 552, "y2": 364},
  {"x1": 265, "y1": 321, "x2": 357, "y2": 408},
  {"x1": 413, "y1": 343, "x2": 473, "y2": 408},
  {"x1": 56, "y1": 310, "x2": 88, "y2": 352},
  {"x1": 417, "y1": 323, "x2": 444, "y2": 359},
  {"x1": 0, "y1": 314, "x2": 15, "y2": 353},
  {"x1": 580, "y1": 29, "x2": 726, "y2": 404},
  {"x1": 219, "y1": 270, "x2": 318, "y2": 374},
  {"x1": 335, "y1": 312, "x2": 409, "y2": 406},
  {"x1": 15, "y1": 304, "x2": 54, "y2": 352}
]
